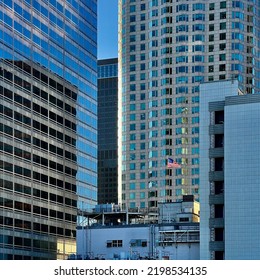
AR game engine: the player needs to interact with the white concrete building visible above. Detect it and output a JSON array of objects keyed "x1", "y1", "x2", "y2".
[
  {"x1": 76, "y1": 223, "x2": 199, "y2": 260},
  {"x1": 75, "y1": 196, "x2": 200, "y2": 260},
  {"x1": 200, "y1": 79, "x2": 260, "y2": 259}
]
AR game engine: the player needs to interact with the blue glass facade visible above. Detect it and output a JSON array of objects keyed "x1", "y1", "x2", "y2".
[{"x1": 0, "y1": 0, "x2": 97, "y2": 259}]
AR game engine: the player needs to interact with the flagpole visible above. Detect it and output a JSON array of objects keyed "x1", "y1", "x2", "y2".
[{"x1": 167, "y1": 158, "x2": 182, "y2": 203}]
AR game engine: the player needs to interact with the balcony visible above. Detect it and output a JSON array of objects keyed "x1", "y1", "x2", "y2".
[
  {"x1": 209, "y1": 147, "x2": 224, "y2": 158},
  {"x1": 209, "y1": 171, "x2": 224, "y2": 181},
  {"x1": 209, "y1": 193, "x2": 224, "y2": 205},
  {"x1": 209, "y1": 218, "x2": 224, "y2": 228},
  {"x1": 209, "y1": 241, "x2": 224, "y2": 251},
  {"x1": 209, "y1": 124, "x2": 224, "y2": 135}
]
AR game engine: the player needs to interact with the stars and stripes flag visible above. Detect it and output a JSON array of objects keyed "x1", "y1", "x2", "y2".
[{"x1": 167, "y1": 158, "x2": 181, "y2": 168}]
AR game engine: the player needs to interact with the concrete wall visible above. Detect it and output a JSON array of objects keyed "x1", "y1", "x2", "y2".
[
  {"x1": 225, "y1": 100, "x2": 260, "y2": 259},
  {"x1": 76, "y1": 224, "x2": 199, "y2": 260}
]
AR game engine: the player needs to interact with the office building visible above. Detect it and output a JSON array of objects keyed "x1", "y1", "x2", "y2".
[
  {"x1": 97, "y1": 58, "x2": 118, "y2": 204},
  {"x1": 200, "y1": 79, "x2": 260, "y2": 260},
  {"x1": 118, "y1": 0, "x2": 260, "y2": 210},
  {"x1": 0, "y1": 1, "x2": 97, "y2": 259}
]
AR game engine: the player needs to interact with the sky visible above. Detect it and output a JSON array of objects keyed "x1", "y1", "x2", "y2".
[{"x1": 97, "y1": 0, "x2": 118, "y2": 59}]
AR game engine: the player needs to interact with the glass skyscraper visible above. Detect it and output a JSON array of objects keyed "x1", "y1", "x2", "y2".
[
  {"x1": 98, "y1": 58, "x2": 118, "y2": 204},
  {"x1": 118, "y1": 0, "x2": 260, "y2": 211},
  {"x1": 0, "y1": 0, "x2": 97, "y2": 259}
]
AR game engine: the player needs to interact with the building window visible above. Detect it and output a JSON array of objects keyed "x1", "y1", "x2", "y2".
[
  {"x1": 130, "y1": 25, "x2": 136, "y2": 32},
  {"x1": 209, "y1": 24, "x2": 214, "y2": 31},
  {"x1": 220, "y1": 12, "x2": 226, "y2": 19},
  {"x1": 220, "y1": 1, "x2": 226, "y2": 9},
  {"x1": 180, "y1": 217, "x2": 189, "y2": 222},
  {"x1": 107, "y1": 240, "x2": 123, "y2": 248},
  {"x1": 209, "y1": 3, "x2": 215, "y2": 10},
  {"x1": 208, "y1": 55, "x2": 214, "y2": 62},
  {"x1": 209, "y1": 34, "x2": 214, "y2": 42},
  {"x1": 140, "y1": 13, "x2": 145, "y2": 21},
  {"x1": 192, "y1": 24, "x2": 205, "y2": 32},
  {"x1": 192, "y1": 3, "x2": 205, "y2": 11},
  {"x1": 209, "y1": 45, "x2": 214, "y2": 52},
  {"x1": 130, "y1": 15, "x2": 136, "y2": 22},
  {"x1": 130, "y1": 193, "x2": 136, "y2": 199},
  {"x1": 219, "y1": 54, "x2": 226, "y2": 61},
  {"x1": 176, "y1": 4, "x2": 189, "y2": 12},
  {"x1": 209, "y1": 65, "x2": 214, "y2": 72},
  {"x1": 220, "y1": 22, "x2": 226, "y2": 30},
  {"x1": 219, "y1": 33, "x2": 226, "y2": 40},
  {"x1": 209, "y1": 14, "x2": 214, "y2": 21},
  {"x1": 130, "y1": 5, "x2": 136, "y2": 13},
  {"x1": 219, "y1": 43, "x2": 226, "y2": 51},
  {"x1": 130, "y1": 239, "x2": 147, "y2": 247}
]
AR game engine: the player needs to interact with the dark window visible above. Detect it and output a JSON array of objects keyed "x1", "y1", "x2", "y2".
[
  {"x1": 214, "y1": 204, "x2": 224, "y2": 218},
  {"x1": 209, "y1": 14, "x2": 214, "y2": 21},
  {"x1": 215, "y1": 181, "x2": 224, "y2": 194},
  {"x1": 33, "y1": 86, "x2": 40, "y2": 96},
  {"x1": 219, "y1": 43, "x2": 226, "y2": 51},
  {"x1": 219, "y1": 33, "x2": 226, "y2": 40},
  {"x1": 33, "y1": 69, "x2": 40, "y2": 79},
  {"x1": 41, "y1": 73, "x2": 48, "y2": 84},
  {"x1": 41, "y1": 90, "x2": 48, "y2": 100},
  {"x1": 220, "y1": 12, "x2": 226, "y2": 19},
  {"x1": 49, "y1": 78, "x2": 56, "y2": 88},
  {"x1": 215, "y1": 158, "x2": 224, "y2": 171},
  {"x1": 215, "y1": 111, "x2": 224, "y2": 124},
  {"x1": 215, "y1": 134, "x2": 224, "y2": 148},
  {"x1": 215, "y1": 251, "x2": 224, "y2": 260}
]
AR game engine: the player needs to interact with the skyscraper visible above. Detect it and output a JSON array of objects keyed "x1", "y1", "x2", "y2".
[
  {"x1": 98, "y1": 58, "x2": 118, "y2": 204},
  {"x1": 118, "y1": 0, "x2": 260, "y2": 210},
  {"x1": 0, "y1": 0, "x2": 97, "y2": 259}
]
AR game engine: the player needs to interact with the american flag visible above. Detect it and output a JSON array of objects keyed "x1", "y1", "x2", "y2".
[{"x1": 167, "y1": 158, "x2": 181, "y2": 168}]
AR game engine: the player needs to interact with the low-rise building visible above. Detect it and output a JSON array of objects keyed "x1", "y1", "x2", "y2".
[{"x1": 75, "y1": 196, "x2": 200, "y2": 260}]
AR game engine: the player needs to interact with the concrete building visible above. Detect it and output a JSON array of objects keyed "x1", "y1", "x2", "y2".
[
  {"x1": 0, "y1": 1, "x2": 97, "y2": 259},
  {"x1": 158, "y1": 195, "x2": 200, "y2": 224},
  {"x1": 118, "y1": 0, "x2": 260, "y2": 210},
  {"x1": 200, "y1": 79, "x2": 260, "y2": 260},
  {"x1": 97, "y1": 58, "x2": 118, "y2": 204},
  {"x1": 76, "y1": 196, "x2": 200, "y2": 260}
]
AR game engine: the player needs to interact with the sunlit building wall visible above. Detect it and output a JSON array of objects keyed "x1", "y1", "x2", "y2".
[{"x1": 118, "y1": 0, "x2": 260, "y2": 210}]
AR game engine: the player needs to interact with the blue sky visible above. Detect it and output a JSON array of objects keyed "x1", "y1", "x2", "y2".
[{"x1": 98, "y1": 0, "x2": 118, "y2": 59}]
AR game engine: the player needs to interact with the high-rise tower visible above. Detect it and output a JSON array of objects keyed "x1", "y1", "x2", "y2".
[
  {"x1": 0, "y1": 0, "x2": 97, "y2": 259},
  {"x1": 98, "y1": 58, "x2": 118, "y2": 204},
  {"x1": 118, "y1": 0, "x2": 260, "y2": 210}
]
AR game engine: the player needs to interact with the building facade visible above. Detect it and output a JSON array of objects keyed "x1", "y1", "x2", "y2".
[
  {"x1": 200, "y1": 80, "x2": 260, "y2": 260},
  {"x1": 199, "y1": 80, "x2": 239, "y2": 260},
  {"x1": 76, "y1": 197, "x2": 200, "y2": 260},
  {"x1": 0, "y1": 0, "x2": 97, "y2": 259},
  {"x1": 158, "y1": 195, "x2": 200, "y2": 224},
  {"x1": 76, "y1": 223, "x2": 200, "y2": 260},
  {"x1": 118, "y1": 0, "x2": 260, "y2": 210},
  {"x1": 97, "y1": 58, "x2": 118, "y2": 204}
]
